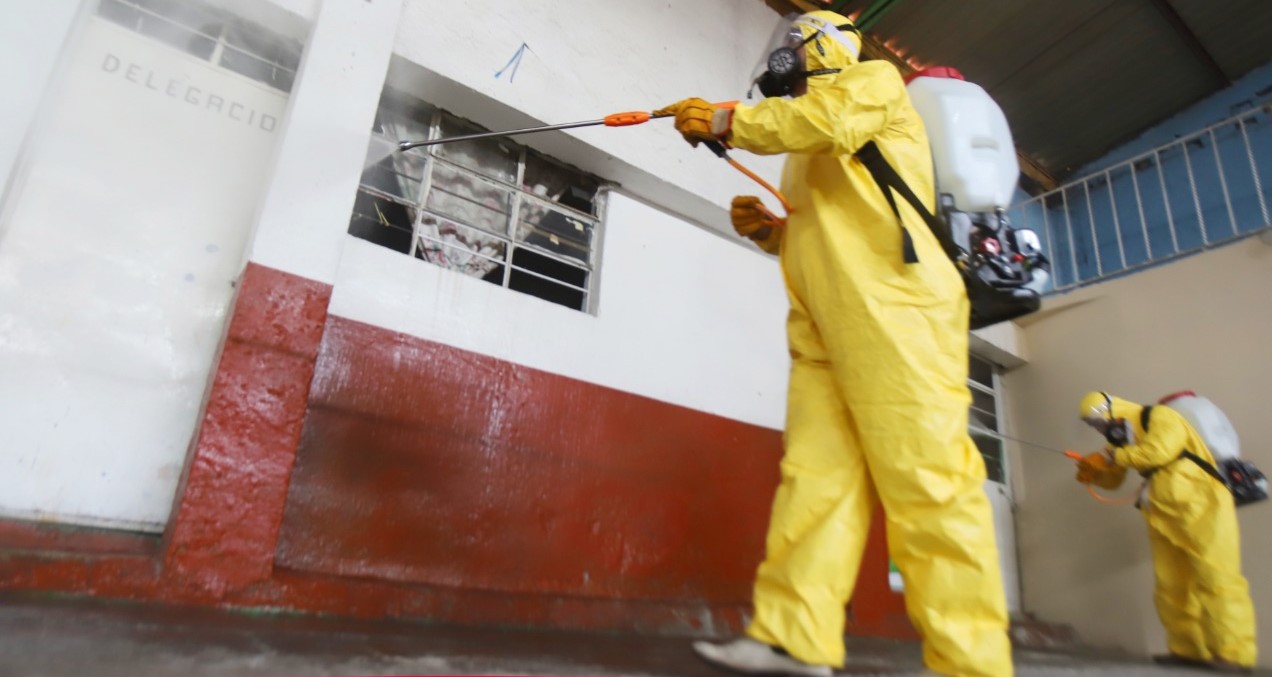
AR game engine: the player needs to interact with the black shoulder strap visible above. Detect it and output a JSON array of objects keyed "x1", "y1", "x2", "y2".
[
  {"x1": 1182, "y1": 451, "x2": 1228, "y2": 485},
  {"x1": 855, "y1": 141, "x2": 960, "y2": 264},
  {"x1": 1140, "y1": 405, "x2": 1153, "y2": 432}
]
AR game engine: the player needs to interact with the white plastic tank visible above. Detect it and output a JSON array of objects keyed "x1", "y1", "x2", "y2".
[
  {"x1": 1159, "y1": 391, "x2": 1241, "y2": 460},
  {"x1": 905, "y1": 67, "x2": 1019, "y2": 213}
]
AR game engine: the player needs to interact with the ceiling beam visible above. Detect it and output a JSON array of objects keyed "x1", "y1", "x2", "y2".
[{"x1": 1146, "y1": 0, "x2": 1230, "y2": 87}]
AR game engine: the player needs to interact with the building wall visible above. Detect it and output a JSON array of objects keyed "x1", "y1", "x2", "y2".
[
  {"x1": 0, "y1": 0, "x2": 915, "y2": 634},
  {"x1": 1007, "y1": 236, "x2": 1272, "y2": 663},
  {"x1": 385, "y1": 0, "x2": 787, "y2": 235},
  {"x1": 0, "y1": 0, "x2": 1032, "y2": 636}
]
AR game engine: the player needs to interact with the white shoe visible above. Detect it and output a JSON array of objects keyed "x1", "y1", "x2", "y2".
[{"x1": 692, "y1": 637, "x2": 833, "y2": 677}]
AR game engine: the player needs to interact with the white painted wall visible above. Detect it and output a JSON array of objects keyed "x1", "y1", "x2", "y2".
[
  {"x1": 0, "y1": 17, "x2": 288, "y2": 530},
  {"x1": 246, "y1": 0, "x2": 403, "y2": 284},
  {"x1": 386, "y1": 0, "x2": 788, "y2": 237},
  {"x1": 330, "y1": 192, "x2": 792, "y2": 429}
]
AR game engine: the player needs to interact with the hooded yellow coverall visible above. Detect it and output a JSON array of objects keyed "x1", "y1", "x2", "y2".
[
  {"x1": 1078, "y1": 392, "x2": 1256, "y2": 667},
  {"x1": 721, "y1": 11, "x2": 1011, "y2": 676}
]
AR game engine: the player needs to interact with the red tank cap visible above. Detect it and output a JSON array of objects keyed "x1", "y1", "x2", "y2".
[
  {"x1": 1158, "y1": 390, "x2": 1197, "y2": 405},
  {"x1": 904, "y1": 66, "x2": 966, "y2": 84}
]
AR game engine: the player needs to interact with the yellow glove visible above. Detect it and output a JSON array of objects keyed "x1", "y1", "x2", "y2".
[
  {"x1": 653, "y1": 98, "x2": 730, "y2": 147},
  {"x1": 1075, "y1": 451, "x2": 1128, "y2": 490},
  {"x1": 730, "y1": 195, "x2": 783, "y2": 254}
]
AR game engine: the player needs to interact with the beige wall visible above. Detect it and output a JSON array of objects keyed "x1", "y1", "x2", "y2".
[{"x1": 1003, "y1": 235, "x2": 1272, "y2": 663}]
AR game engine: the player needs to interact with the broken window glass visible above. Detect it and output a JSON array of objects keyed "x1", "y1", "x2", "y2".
[
  {"x1": 521, "y1": 152, "x2": 598, "y2": 212},
  {"x1": 348, "y1": 90, "x2": 604, "y2": 313},
  {"x1": 517, "y1": 197, "x2": 594, "y2": 265},
  {"x1": 415, "y1": 214, "x2": 507, "y2": 283},
  {"x1": 509, "y1": 247, "x2": 588, "y2": 311},
  {"x1": 374, "y1": 93, "x2": 435, "y2": 142},
  {"x1": 426, "y1": 164, "x2": 513, "y2": 237},
  {"x1": 434, "y1": 114, "x2": 518, "y2": 184},
  {"x1": 516, "y1": 152, "x2": 598, "y2": 265},
  {"x1": 348, "y1": 191, "x2": 415, "y2": 255},
  {"x1": 360, "y1": 145, "x2": 426, "y2": 204}
]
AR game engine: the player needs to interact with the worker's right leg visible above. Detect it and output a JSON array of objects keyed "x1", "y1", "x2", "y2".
[
  {"x1": 1169, "y1": 496, "x2": 1256, "y2": 668},
  {"x1": 828, "y1": 299, "x2": 1012, "y2": 677},
  {"x1": 743, "y1": 303, "x2": 877, "y2": 668},
  {"x1": 861, "y1": 398, "x2": 1012, "y2": 677},
  {"x1": 1146, "y1": 525, "x2": 1211, "y2": 663}
]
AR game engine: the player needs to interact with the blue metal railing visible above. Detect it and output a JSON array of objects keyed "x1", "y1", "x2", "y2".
[{"x1": 1007, "y1": 105, "x2": 1272, "y2": 294}]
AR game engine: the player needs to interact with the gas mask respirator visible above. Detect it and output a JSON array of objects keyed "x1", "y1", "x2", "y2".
[
  {"x1": 750, "y1": 16, "x2": 861, "y2": 99},
  {"x1": 1104, "y1": 421, "x2": 1131, "y2": 447}
]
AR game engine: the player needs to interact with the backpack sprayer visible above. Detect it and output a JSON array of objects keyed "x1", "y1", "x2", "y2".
[{"x1": 395, "y1": 102, "x2": 792, "y2": 223}]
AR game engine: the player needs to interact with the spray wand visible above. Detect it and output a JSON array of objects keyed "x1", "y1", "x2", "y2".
[
  {"x1": 971, "y1": 428, "x2": 1138, "y2": 506},
  {"x1": 396, "y1": 103, "x2": 792, "y2": 221}
]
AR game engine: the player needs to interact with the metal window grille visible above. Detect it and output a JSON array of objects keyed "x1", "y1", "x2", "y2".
[
  {"x1": 1007, "y1": 105, "x2": 1272, "y2": 294},
  {"x1": 350, "y1": 97, "x2": 606, "y2": 313},
  {"x1": 96, "y1": 0, "x2": 302, "y2": 93}
]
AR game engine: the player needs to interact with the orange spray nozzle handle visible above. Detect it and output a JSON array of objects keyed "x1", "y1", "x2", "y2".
[
  {"x1": 633, "y1": 99, "x2": 789, "y2": 220},
  {"x1": 606, "y1": 102, "x2": 737, "y2": 127},
  {"x1": 604, "y1": 111, "x2": 652, "y2": 127}
]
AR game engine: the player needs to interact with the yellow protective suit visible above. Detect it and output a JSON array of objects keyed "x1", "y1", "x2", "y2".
[
  {"x1": 1079, "y1": 392, "x2": 1257, "y2": 667},
  {"x1": 722, "y1": 11, "x2": 1012, "y2": 676}
]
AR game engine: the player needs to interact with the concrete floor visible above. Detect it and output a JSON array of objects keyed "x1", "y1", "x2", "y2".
[{"x1": 0, "y1": 593, "x2": 1259, "y2": 676}]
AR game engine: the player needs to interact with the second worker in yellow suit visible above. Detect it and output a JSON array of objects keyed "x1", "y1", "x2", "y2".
[
  {"x1": 1076, "y1": 391, "x2": 1256, "y2": 671},
  {"x1": 656, "y1": 11, "x2": 1011, "y2": 677}
]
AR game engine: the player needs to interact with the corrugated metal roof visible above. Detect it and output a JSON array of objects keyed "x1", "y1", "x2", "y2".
[{"x1": 764, "y1": 0, "x2": 1272, "y2": 182}]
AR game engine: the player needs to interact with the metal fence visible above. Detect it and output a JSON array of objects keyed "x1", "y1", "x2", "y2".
[{"x1": 1006, "y1": 104, "x2": 1272, "y2": 294}]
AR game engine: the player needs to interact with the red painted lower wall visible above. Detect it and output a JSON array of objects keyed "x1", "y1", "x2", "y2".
[
  {"x1": 277, "y1": 316, "x2": 783, "y2": 604},
  {"x1": 0, "y1": 262, "x2": 912, "y2": 639}
]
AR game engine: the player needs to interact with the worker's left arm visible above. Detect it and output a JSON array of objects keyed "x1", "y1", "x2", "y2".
[
  {"x1": 727, "y1": 61, "x2": 907, "y2": 156},
  {"x1": 1111, "y1": 409, "x2": 1187, "y2": 471}
]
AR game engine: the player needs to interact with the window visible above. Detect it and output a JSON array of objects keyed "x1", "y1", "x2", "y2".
[
  {"x1": 968, "y1": 355, "x2": 1006, "y2": 484},
  {"x1": 349, "y1": 91, "x2": 605, "y2": 312},
  {"x1": 97, "y1": 0, "x2": 302, "y2": 93}
]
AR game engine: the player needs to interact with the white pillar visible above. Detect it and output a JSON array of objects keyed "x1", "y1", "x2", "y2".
[
  {"x1": 246, "y1": 0, "x2": 404, "y2": 284},
  {"x1": 0, "y1": 0, "x2": 82, "y2": 202}
]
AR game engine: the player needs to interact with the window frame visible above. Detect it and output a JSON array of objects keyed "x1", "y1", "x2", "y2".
[
  {"x1": 96, "y1": 0, "x2": 301, "y2": 93},
  {"x1": 353, "y1": 104, "x2": 608, "y2": 314},
  {"x1": 968, "y1": 354, "x2": 1010, "y2": 491}
]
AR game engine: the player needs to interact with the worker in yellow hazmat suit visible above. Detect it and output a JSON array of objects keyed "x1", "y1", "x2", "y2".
[
  {"x1": 655, "y1": 11, "x2": 1011, "y2": 677},
  {"x1": 1077, "y1": 392, "x2": 1256, "y2": 672}
]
